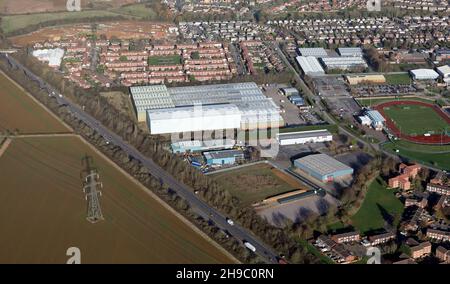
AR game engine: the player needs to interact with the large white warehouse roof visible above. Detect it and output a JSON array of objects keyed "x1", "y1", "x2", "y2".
[
  {"x1": 296, "y1": 56, "x2": 325, "y2": 75},
  {"x1": 297, "y1": 47, "x2": 328, "y2": 58},
  {"x1": 410, "y1": 69, "x2": 440, "y2": 80}
]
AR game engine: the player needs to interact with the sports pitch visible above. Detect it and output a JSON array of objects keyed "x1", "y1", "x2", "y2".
[{"x1": 382, "y1": 104, "x2": 449, "y2": 135}]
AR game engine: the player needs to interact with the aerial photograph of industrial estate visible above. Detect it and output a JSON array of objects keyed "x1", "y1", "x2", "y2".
[{"x1": 0, "y1": 0, "x2": 450, "y2": 270}]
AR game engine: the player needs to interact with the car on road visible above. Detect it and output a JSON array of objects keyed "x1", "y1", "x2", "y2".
[{"x1": 226, "y1": 218, "x2": 234, "y2": 226}]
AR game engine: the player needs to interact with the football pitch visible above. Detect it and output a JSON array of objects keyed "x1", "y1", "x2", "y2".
[{"x1": 383, "y1": 104, "x2": 449, "y2": 135}]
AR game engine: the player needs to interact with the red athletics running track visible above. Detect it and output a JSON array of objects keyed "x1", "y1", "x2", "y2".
[{"x1": 373, "y1": 100, "x2": 450, "y2": 145}]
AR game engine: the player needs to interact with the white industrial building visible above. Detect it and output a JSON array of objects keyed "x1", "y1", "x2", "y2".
[
  {"x1": 296, "y1": 56, "x2": 325, "y2": 76},
  {"x1": 337, "y1": 47, "x2": 364, "y2": 57},
  {"x1": 276, "y1": 129, "x2": 333, "y2": 146},
  {"x1": 358, "y1": 115, "x2": 372, "y2": 127},
  {"x1": 146, "y1": 104, "x2": 241, "y2": 134},
  {"x1": 131, "y1": 82, "x2": 284, "y2": 134},
  {"x1": 436, "y1": 65, "x2": 450, "y2": 85},
  {"x1": 410, "y1": 69, "x2": 440, "y2": 80},
  {"x1": 320, "y1": 57, "x2": 368, "y2": 70},
  {"x1": 32, "y1": 48, "x2": 65, "y2": 68},
  {"x1": 297, "y1": 47, "x2": 328, "y2": 58}
]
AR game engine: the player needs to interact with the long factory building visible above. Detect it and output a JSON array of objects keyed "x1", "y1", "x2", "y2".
[{"x1": 130, "y1": 82, "x2": 284, "y2": 134}]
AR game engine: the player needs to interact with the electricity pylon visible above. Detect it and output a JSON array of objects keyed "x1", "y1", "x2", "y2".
[{"x1": 81, "y1": 155, "x2": 104, "y2": 223}]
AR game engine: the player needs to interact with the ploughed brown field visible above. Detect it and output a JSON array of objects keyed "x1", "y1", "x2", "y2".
[
  {"x1": 0, "y1": 72, "x2": 70, "y2": 134},
  {"x1": 0, "y1": 136, "x2": 234, "y2": 263},
  {"x1": 0, "y1": 72, "x2": 234, "y2": 263}
]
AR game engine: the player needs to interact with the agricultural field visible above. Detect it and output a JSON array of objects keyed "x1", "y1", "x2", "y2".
[
  {"x1": 384, "y1": 73, "x2": 411, "y2": 85},
  {"x1": 382, "y1": 141, "x2": 450, "y2": 170},
  {"x1": 0, "y1": 0, "x2": 137, "y2": 15},
  {"x1": 212, "y1": 163, "x2": 306, "y2": 207},
  {"x1": 0, "y1": 136, "x2": 235, "y2": 263},
  {"x1": 351, "y1": 177, "x2": 404, "y2": 234},
  {"x1": 383, "y1": 104, "x2": 449, "y2": 135},
  {"x1": 0, "y1": 72, "x2": 70, "y2": 134},
  {"x1": 148, "y1": 55, "x2": 182, "y2": 66}
]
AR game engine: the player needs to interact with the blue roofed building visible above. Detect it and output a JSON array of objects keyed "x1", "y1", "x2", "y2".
[
  {"x1": 366, "y1": 110, "x2": 386, "y2": 131},
  {"x1": 203, "y1": 149, "x2": 245, "y2": 166},
  {"x1": 294, "y1": 154, "x2": 354, "y2": 183}
]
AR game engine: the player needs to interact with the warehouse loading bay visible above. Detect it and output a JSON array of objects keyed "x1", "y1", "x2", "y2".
[{"x1": 262, "y1": 83, "x2": 323, "y2": 126}]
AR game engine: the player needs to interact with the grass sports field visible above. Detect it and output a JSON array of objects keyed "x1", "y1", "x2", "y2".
[
  {"x1": 383, "y1": 104, "x2": 448, "y2": 135},
  {"x1": 148, "y1": 55, "x2": 182, "y2": 66},
  {"x1": 212, "y1": 163, "x2": 305, "y2": 207},
  {"x1": 382, "y1": 141, "x2": 450, "y2": 170},
  {"x1": 0, "y1": 72, "x2": 70, "y2": 134},
  {"x1": 384, "y1": 73, "x2": 411, "y2": 85},
  {"x1": 351, "y1": 177, "x2": 404, "y2": 234},
  {"x1": 0, "y1": 136, "x2": 234, "y2": 264}
]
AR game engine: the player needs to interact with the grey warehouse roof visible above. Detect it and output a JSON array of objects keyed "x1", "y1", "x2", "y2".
[
  {"x1": 204, "y1": 149, "x2": 244, "y2": 160},
  {"x1": 294, "y1": 154, "x2": 353, "y2": 176},
  {"x1": 277, "y1": 130, "x2": 332, "y2": 140}
]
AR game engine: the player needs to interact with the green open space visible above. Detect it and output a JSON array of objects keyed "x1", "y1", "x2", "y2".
[
  {"x1": 148, "y1": 55, "x2": 182, "y2": 66},
  {"x1": 382, "y1": 141, "x2": 450, "y2": 170},
  {"x1": 351, "y1": 177, "x2": 404, "y2": 234},
  {"x1": 1, "y1": 10, "x2": 123, "y2": 34},
  {"x1": 383, "y1": 104, "x2": 449, "y2": 135},
  {"x1": 212, "y1": 163, "x2": 302, "y2": 207},
  {"x1": 384, "y1": 73, "x2": 411, "y2": 85},
  {"x1": 356, "y1": 97, "x2": 434, "y2": 107}
]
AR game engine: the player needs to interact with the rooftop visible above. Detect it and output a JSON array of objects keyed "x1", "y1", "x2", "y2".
[
  {"x1": 203, "y1": 149, "x2": 244, "y2": 160},
  {"x1": 277, "y1": 129, "x2": 332, "y2": 141},
  {"x1": 294, "y1": 154, "x2": 353, "y2": 177}
]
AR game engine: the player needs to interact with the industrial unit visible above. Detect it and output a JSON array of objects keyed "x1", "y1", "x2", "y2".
[
  {"x1": 337, "y1": 47, "x2": 364, "y2": 57},
  {"x1": 288, "y1": 95, "x2": 305, "y2": 106},
  {"x1": 294, "y1": 154, "x2": 354, "y2": 183},
  {"x1": 297, "y1": 47, "x2": 328, "y2": 58},
  {"x1": 436, "y1": 65, "x2": 450, "y2": 85},
  {"x1": 320, "y1": 57, "x2": 368, "y2": 70},
  {"x1": 410, "y1": 69, "x2": 440, "y2": 80},
  {"x1": 276, "y1": 129, "x2": 333, "y2": 146},
  {"x1": 171, "y1": 139, "x2": 236, "y2": 154},
  {"x1": 32, "y1": 48, "x2": 65, "y2": 68},
  {"x1": 131, "y1": 82, "x2": 284, "y2": 134},
  {"x1": 203, "y1": 149, "x2": 245, "y2": 166},
  {"x1": 146, "y1": 104, "x2": 241, "y2": 134},
  {"x1": 296, "y1": 56, "x2": 326, "y2": 76},
  {"x1": 345, "y1": 74, "x2": 386, "y2": 85},
  {"x1": 279, "y1": 87, "x2": 300, "y2": 97}
]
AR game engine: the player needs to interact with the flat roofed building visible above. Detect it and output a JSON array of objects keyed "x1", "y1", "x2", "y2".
[
  {"x1": 276, "y1": 129, "x2": 332, "y2": 146},
  {"x1": 203, "y1": 149, "x2": 244, "y2": 165},
  {"x1": 32, "y1": 48, "x2": 65, "y2": 68},
  {"x1": 320, "y1": 57, "x2": 368, "y2": 70},
  {"x1": 346, "y1": 74, "x2": 386, "y2": 85},
  {"x1": 337, "y1": 47, "x2": 364, "y2": 57},
  {"x1": 171, "y1": 139, "x2": 236, "y2": 154},
  {"x1": 146, "y1": 104, "x2": 241, "y2": 134},
  {"x1": 130, "y1": 82, "x2": 284, "y2": 133},
  {"x1": 296, "y1": 56, "x2": 325, "y2": 75},
  {"x1": 410, "y1": 69, "x2": 440, "y2": 80},
  {"x1": 436, "y1": 65, "x2": 450, "y2": 78},
  {"x1": 297, "y1": 47, "x2": 328, "y2": 58},
  {"x1": 294, "y1": 153, "x2": 354, "y2": 183},
  {"x1": 280, "y1": 87, "x2": 299, "y2": 97}
]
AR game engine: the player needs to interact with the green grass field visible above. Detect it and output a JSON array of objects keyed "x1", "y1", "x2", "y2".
[
  {"x1": 384, "y1": 73, "x2": 411, "y2": 85},
  {"x1": 1, "y1": 10, "x2": 122, "y2": 34},
  {"x1": 383, "y1": 104, "x2": 449, "y2": 135},
  {"x1": 110, "y1": 4, "x2": 157, "y2": 19},
  {"x1": 212, "y1": 163, "x2": 302, "y2": 207},
  {"x1": 148, "y1": 55, "x2": 182, "y2": 66},
  {"x1": 351, "y1": 177, "x2": 404, "y2": 234},
  {"x1": 382, "y1": 141, "x2": 450, "y2": 170},
  {"x1": 356, "y1": 97, "x2": 434, "y2": 108}
]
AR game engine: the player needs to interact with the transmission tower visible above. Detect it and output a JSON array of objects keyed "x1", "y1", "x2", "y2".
[{"x1": 81, "y1": 155, "x2": 104, "y2": 223}]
